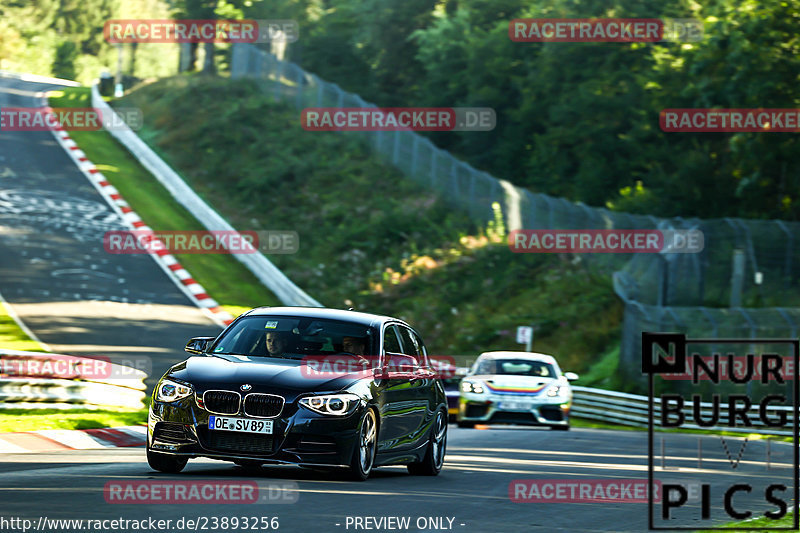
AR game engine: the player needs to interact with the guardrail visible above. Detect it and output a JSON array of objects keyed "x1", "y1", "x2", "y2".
[
  {"x1": 571, "y1": 386, "x2": 793, "y2": 436},
  {"x1": 0, "y1": 349, "x2": 147, "y2": 410},
  {"x1": 90, "y1": 84, "x2": 321, "y2": 308},
  {"x1": 0, "y1": 70, "x2": 81, "y2": 87}
]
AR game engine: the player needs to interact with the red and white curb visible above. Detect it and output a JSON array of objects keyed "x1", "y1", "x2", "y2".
[
  {"x1": 0, "y1": 425, "x2": 145, "y2": 453},
  {"x1": 42, "y1": 99, "x2": 234, "y2": 327}
]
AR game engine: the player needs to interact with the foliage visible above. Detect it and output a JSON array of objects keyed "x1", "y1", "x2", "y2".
[
  {"x1": 0, "y1": 0, "x2": 177, "y2": 84},
  {"x1": 292, "y1": 0, "x2": 800, "y2": 220},
  {"x1": 294, "y1": 0, "x2": 437, "y2": 104},
  {"x1": 52, "y1": 40, "x2": 78, "y2": 80},
  {"x1": 4, "y1": 0, "x2": 796, "y2": 218}
]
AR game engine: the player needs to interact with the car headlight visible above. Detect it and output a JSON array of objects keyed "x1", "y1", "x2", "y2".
[
  {"x1": 547, "y1": 385, "x2": 564, "y2": 397},
  {"x1": 299, "y1": 393, "x2": 361, "y2": 416},
  {"x1": 461, "y1": 380, "x2": 484, "y2": 394},
  {"x1": 156, "y1": 379, "x2": 193, "y2": 403}
]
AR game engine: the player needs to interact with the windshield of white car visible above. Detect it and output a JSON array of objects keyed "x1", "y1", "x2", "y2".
[{"x1": 475, "y1": 359, "x2": 556, "y2": 377}]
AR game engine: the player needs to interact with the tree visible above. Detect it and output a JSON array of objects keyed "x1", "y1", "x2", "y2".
[
  {"x1": 52, "y1": 40, "x2": 78, "y2": 80},
  {"x1": 172, "y1": 0, "x2": 217, "y2": 73}
]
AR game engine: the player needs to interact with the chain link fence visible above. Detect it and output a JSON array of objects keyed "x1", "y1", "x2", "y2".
[{"x1": 231, "y1": 44, "x2": 800, "y2": 392}]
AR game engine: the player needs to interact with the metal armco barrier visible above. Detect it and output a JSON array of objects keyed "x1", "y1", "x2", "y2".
[
  {"x1": 90, "y1": 84, "x2": 321, "y2": 308},
  {"x1": 0, "y1": 349, "x2": 147, "y2": 410},
  {"x1": 571, "y1": 386, "x2": 793, "y2": 436}
]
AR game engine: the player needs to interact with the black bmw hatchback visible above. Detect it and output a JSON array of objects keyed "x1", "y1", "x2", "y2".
[{"x1": 147, "y1": 307, "x2": 448, "y2": 480}]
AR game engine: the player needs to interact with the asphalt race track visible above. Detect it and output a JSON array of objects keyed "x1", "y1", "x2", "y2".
[
  {"x1": 0, "y1": 427, "x2": 793, "y2": 532},
  {"x1": 0, "y1": 75, "x2": 795, "y2": 533},
  {"x1": 0, "y1": 76, "x2": 222, "y2": 389}
]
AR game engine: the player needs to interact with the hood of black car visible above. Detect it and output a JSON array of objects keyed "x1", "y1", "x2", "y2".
[{"x1": 165, "y1": 354, "x2": 364, "y2": 398}]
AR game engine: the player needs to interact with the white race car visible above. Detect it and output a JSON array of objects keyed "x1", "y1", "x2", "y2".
[{"x1": 456, "y1": 351, "x2": 578, "y2": 430}]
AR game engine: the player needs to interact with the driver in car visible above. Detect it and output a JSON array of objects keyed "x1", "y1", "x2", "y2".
[
  {"x1": 265, "y1": 331, "x2": 290, "y2": 356},
  {"x1": 341, "y1": 336, "x2": 366, "y2": 356}
]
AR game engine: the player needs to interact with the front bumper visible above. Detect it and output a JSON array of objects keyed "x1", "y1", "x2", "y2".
[
  {"x1": 148, "y1": 395, "x2": 363, "y2": 467},
  {"x1": 456, "y1": 394, "x2": 571, "y2": 426}
]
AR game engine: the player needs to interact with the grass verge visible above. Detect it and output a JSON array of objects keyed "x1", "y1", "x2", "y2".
[
  {"x1": 696, "y1": 513, "x2": 795, "y2": 532},
  {"x1": 0, "y1": 302, "x2": 46, "y2": 353},
  {"x1": 47, "y1": 86, "x2": 280, "y2": 317},
  {"x1": 0, "y1": 408, "x2": 147, "y2": 433},
  {"x1": 575, "y1": 345, "x2": 621, "y2": 389}
]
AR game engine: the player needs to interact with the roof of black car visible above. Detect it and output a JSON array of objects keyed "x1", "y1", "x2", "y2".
[{"x1": 242, "y1": 306, "x2": 404, "y2": 328}]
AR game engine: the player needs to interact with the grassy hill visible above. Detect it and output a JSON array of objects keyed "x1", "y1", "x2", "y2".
[{"x1": 116, "y1": 75, "x2": 623, "y2": 380}]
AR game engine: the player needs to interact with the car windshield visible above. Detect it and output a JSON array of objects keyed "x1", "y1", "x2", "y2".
[
  {"x1": 209, "y1": 315, "x2": 377, "y2": 360},
  {"x1": 475, "y1": 359, "x2": 556, "y2": 377},
  {"x1": 441, "y1": 377, "x2": 462, "y2": 388}
]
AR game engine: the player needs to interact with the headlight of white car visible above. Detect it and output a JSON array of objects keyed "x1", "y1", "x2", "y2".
[
  {"x1": 299, "y1": 393, "x2": 361, "y2": 416},
  {"x1": 460, "y1": 380, "x2": 485, "y2": 394},
  {"x1": 156, "y1": 379, "x2": 193, "y2": 402},
  {"x1": 546, "y1": 384, "x2": 566, "y2": 397}
]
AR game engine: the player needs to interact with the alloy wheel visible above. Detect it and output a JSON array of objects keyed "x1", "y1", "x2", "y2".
[{"x1": 359, "y1": 409, "x2": 377, "y2": 474}]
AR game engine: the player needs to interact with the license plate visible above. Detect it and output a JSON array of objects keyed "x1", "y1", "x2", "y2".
[
  {"x1": 499, "y1": 401, "x2": 534, "y2": 411},
  {"x1": 208, "y1": 416, "x2": 273, "y2": 434}
]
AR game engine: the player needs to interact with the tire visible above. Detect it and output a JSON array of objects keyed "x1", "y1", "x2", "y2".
[
  {"x1": 147, "y1": 448, "x2": 188, "y2": 473},
  {"x1": 408, "y1": 410, "x2": 447, "y2": 476},
  {"x1": 551, "y1": 424, "x2": 570, "y2": 431},
  {"x1": 347, "y1": 408, "x2": 378, "y2": 481},
  {"x1": 457, "y1": 420, "x2": 475, "y2": 429}
]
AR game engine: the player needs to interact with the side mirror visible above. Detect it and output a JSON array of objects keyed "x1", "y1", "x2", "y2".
[
  {"x1": 185, "y1": 336, "x2": 216, "y2": 355},
  {"x1": 564, "y1": 371, "x2": 579, "y2": 381}
]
